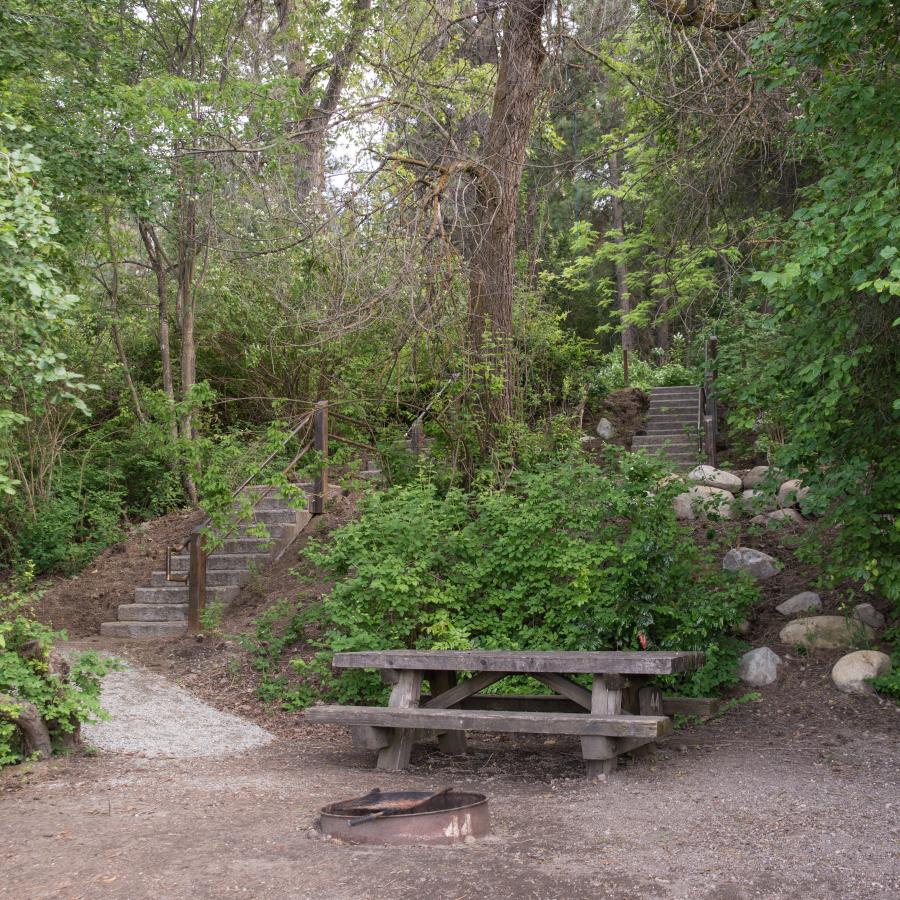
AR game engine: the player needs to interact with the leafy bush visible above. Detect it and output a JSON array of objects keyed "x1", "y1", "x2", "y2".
[
  {"x1": 1, "y1": 574, "x2": 117, "y2": 766},
  {"x1": 294, "y1": 454, "x2": 757, "y2": 702},
  {"x1": 587, "y1": 345, "x2": 698, "y2": 401}
]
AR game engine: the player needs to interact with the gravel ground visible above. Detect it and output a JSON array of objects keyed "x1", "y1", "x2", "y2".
[{"x1": 82, "y1": 662, "x2": 273, "y2": 758}]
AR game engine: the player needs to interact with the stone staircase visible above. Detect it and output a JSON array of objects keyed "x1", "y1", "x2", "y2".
[
  {"x1": 631, "y1": 385, "x2": 701, "y2": 469},
  {"x1": 100, "y1": 486, "x2": 315, "y2": 638}
]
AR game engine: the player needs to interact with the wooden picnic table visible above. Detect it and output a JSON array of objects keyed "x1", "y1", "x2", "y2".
[{"x1": 305, "y1": 650, "x2": 713, "y2": 779}]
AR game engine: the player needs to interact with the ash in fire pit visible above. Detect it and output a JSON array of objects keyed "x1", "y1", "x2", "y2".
[{"x1": 320, "y1": 787, "x2": 490, "y2": 845}]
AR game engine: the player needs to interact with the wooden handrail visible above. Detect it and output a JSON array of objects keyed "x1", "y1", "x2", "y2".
[{"x1": 167, "y1": 388, "x2": 446, "y2": 633}]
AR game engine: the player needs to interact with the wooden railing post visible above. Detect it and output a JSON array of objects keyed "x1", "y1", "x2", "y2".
[
  {"x1": 187, "y1": 529, "x2": 207, "y2": 633},
  {"x1": 409, "y1": 419, "x2": 424, "y2": 457},
  {"x1": 312, "y1": 400, "x2": 329, "y2": 515},
  {"x1": 704, "y1": 336, "x2": 718, "y2": 467}
]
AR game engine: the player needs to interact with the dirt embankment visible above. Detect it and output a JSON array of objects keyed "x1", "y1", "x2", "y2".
[
  {"x1": 582, "y1": 388, "x2": 650, "y2": 452},
  {"x1": 29, "y1": 508, "x2": 204, "y2": 637}
]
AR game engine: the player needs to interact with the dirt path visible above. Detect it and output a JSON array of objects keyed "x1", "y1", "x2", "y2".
[
  {"x1": 2, "y1": 656, "x2": 898, "y2": 900},
  {"x1": 81, "y1": 661, "x2": 273, "y2": 758}
]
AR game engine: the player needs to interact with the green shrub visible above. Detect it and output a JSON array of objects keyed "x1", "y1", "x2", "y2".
[
  {"x1": 1, "y1": 573, "x2": 117, "y2": 766},
  {"x1": 294, "y1": 453, "x2": 757, "y2": 702},
  {"x1": 587, "y1": 345, "x2": 698, "y2": 400}
]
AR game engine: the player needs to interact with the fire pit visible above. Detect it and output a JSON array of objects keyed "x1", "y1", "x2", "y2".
[{"x1": 319, "y1": 787, "x2": 490, "y2": 845}]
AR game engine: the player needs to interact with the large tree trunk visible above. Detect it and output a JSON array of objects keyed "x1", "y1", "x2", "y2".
[
  {"x1": 609, "y1": 151, "x2": 635, "y2": 354},
  {"x1": 279, "y1": 0, "x2": 372, "y2": 205},
  {"x1": 468, "y1": 0, "x2": 548, "y2": 426},
  {"x1": 175, "y1": 186, "x2": 199, "y2": 505}
]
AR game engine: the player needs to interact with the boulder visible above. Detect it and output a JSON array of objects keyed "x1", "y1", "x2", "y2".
[
  {"x1": 738, "y1": 647, "x2": 782, "y2": 686},
  {"x1": 737, "y1": 489, "x2": 771, "y2": 515},
  {"x1": 687, "y1": 465, "x2": 743, "y2": 494},
  {"x1": 776, "y1": 591, "x2": 822, "y2": 617},
  {"x1": 673, "y1": 485, "x2": 734, "y2": 520},
  {"x1": 852, "y1": 603, "x2": 886, "y2": 630},
  {"x1": 750, "y1": 508, "x2": 805, "y2": 528},
  {"x1": 722, "y1": 547, "x2": 779, "y2": 580},
  {"x1": 778, "y1": 478, "x2": 809, "y2": 508},
  {"x1": 596, "y1": 417, "x2": 615, "y2": 440},
  {"x1": 779, "y1": 616, "x2": 876, "y2": 650},
  {"x1": 831, "y1": 650, "x2": 891, "y2": 695},
  {"x1": 742, "y1": 466, "x2": 773, "y2": 490}
]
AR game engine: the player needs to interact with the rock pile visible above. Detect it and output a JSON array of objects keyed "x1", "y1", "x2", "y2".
[{"x1": 671, "y1": 465, "x2": 812, "y2": 524}]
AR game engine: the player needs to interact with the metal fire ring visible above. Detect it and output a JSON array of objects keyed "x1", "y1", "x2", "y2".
[{"x1": 320, "y1": 789, "x2": 490, "y2": 845}]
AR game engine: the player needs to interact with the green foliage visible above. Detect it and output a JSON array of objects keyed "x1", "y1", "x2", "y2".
[
  {"x1": 294, "y1": 455, "x2": 757, "y2": 703},
  {"x1": 587, "y1": 344, "x2": 697, "y2": 399},
  {"x1": 0, "y1": 572, "x2": 118, "y2": 766},
  {"x1": 0, "y1": 118, "x2": 91, "y2": 495},
  {"x1": 234, "y1": 599, "x2": 318, "y2": 710},
  {"x1": 725, "y1": 0, "x2": 900, "y2": 606}
]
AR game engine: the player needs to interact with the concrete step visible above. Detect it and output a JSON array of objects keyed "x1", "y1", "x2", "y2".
[
  {"x1": 650, "y1": 384, "x2": 700, "y2": 397},
  {"x1": 645, "y1": 411, "x2": 697, "y2": 423},
  {"x1": 170, "y1": 551, "x2": 269, "y2": 572},
  {"x1": 633, "y1": 436, "x2": 697, "y2": 449},
  {"x1": 222, "y1": 508, "x2": 305, "y2": 526},
  {"x1": 118, "y1": 603, "x2": 189, "y2": 622},
  {"x1": 649, "y1": 400, "x2": 697, "y2": 412},
  {"x1": 100, "y1": 621, "x2": 188, "y2": 639},
  {"x1": 215, "y1": 536, "x2": 275, "y2": 554},
  {"x1": 647, "y1": 421, "x2": 696, "y2": 432},
  {"x1": 133, "y1": 585, "x2": 240, "y2": 605},
  {"x1": 151, "y1": 569, "x2": 249, "y2": 588}
]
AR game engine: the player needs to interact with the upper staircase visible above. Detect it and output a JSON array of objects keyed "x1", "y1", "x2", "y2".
[{"x1": 631, "y1": 385, "x2": 701, "y2": 470}]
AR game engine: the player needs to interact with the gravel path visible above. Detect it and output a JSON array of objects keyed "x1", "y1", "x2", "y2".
[{"x1": 83, "y1": 662, "x2": 273, "y2": 758}]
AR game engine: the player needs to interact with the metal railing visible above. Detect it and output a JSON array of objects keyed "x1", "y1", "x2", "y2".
[
  {"x1": 165, "y1": 407, "x2": 317, "y2": 632},
  {"x1": 700, "y1": 336, "x2": 718, "y2": 466}
]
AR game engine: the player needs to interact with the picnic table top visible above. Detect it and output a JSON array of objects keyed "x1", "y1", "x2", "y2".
[{"x1": 332, "y1": 649, "x2": 705, "y2": 676}]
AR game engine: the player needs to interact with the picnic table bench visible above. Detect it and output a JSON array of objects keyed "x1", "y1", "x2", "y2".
[{"x1": 305, "y1": 650, "x2": 716, "y2": 778}]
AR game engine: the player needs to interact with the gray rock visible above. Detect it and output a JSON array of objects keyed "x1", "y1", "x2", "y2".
[
  {"x1": 596, "y1": 417, "x2": 615, "y2": 440},
  {"x1": 673, "y1": 485, "x2": 734, "y2": 520},
  {"x1": 723, "y1": 547, "x2": 779, "y2": 580},
  {"x1": 737, "y1": 489, "x2": 771, "y2": 515},
  {"x1": 779, "y1": 616, "x2": 876, "y2": 650},
  {"x1": 687, "y1": 465, "x2": 743, "y2": 494},
  {"x1": 776, "y1": 591, "x2": 822, "y2": 617},
  {"x1": 742, "y1": 466, "x2": 772, "y2": 490},
  {"x1": 831, "y1": 650, "x2": 892, "y2": 695},
  {"x1": 778, "y1": 478, "x2": 809, "y2": 508},
  {"x1": 852, "y1": 603, "x2": 886, "y2": 630},
  {"x1": 736, "y1": 619, "x2": 752, "y2": 636},
  {"x1": 738, "y1": 647, "x2": 782, "y2": 686},
  {"x1": 750, "y1": 508, "x2": 805, "y2": 528}
]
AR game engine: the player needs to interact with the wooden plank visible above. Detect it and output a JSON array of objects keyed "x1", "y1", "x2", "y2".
[
  {"x1": 582, "y1": 675, "x2": 624, "y2": 777},
  {"x1": 638, "y1": 685, "x2": 662, "y2": 717},
  {"x1": 350, "y1": 726, "x2": 391, "y2": 750},
  {"x1": 332, "y1": 650, "x2": 705, "y2": 675},
  {"x1": 660, "y1": 697, "x2": 721, "y2": 717},
  {"x1": 311, "y1": 400, "x2": 328, "y2": 516},
  {"x1": 421, "y1": 693, "x2": 583, "y2": 713},
  {"x1": 375, "y1": 669, "x2": 422, "y2": 771},
  {"x1": 423, "y1": 670, "x2": 506, "y2": 710},
  {"x1": 532, "y1": 673, "x2": 592, "y2": 710},
  {"x1": 304, "y1": 706, "x2": 671, "y2": 739},
  {"x1": 430, "y1": 672, "x2": 467, "y2": 755},
  {"x1": 615, "y1": 737, "x2": 655, "y2": 755}
]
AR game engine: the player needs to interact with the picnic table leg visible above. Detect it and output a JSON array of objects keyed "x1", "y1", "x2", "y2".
[
  {"x1": 430, "y1": 671, "x2": 467, "y2": 756},
  {"x1": 376, "y1": 669, "x2": 423, "y2": 771},
  {"x1": 581, "y1": 674, "x2": 624, "y2": 779}
]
